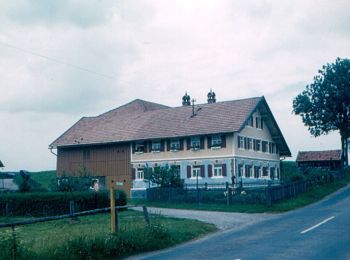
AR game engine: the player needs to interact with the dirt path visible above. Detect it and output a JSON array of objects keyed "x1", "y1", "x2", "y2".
[{"x1": 135, "y1": 207, "x2": 275, "y2": 230}]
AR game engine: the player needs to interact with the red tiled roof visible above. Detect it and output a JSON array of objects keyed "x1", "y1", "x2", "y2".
[
  {"x1": 296, "y1": 150, "x2": 342, "y2": 162},
  {"x1": 49, "y1": 96, "x2": 291, "y2": 156}
]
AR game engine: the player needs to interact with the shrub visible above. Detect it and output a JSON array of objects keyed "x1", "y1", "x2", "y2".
[{"x1": 0, "y1": 191, "x2": 126, "y2": 217}]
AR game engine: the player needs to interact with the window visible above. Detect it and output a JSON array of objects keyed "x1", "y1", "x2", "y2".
[
  {"x1": 213, "y1": 165, "x2": 222, "y2": 177},
  {"x1": 136, "y1": 169, "x2": 144, "y2": 180},
  {"x1": 262, "y1": 141, "x2": 268, "y2": 153},
  {"x1": 254, "y1": 166, "x2": 260, "y2": 178},
  {"x1": 238, "y1": 136, "x2": 244, "y2": 149},
  {"x1": 211, "y1": 135, "x2": 222, "y2": 147},
  {"x1": 170, "y1": 140, "x2": 180, "y2": 151},
  {"x1": 255, "y1": 140, "x2": 261, "y2": 151},
  {"x1": 135, "y1": 143, "x2": 144, "y2": 153},
  {"x1": 192, "y1": 166, "x2": 201, "y2": 178},
  {"x1": 245, "y1": 165, "x2": 252, "y2": 178},
  {"x1": 191, "y1": 137, "x2": 201, "y2": 150},
  {"x1": 262, "y1": 167, "x2": 268, "y2": 177},
  {"x1": 256, "y1": 117, "x2": 263, "y2": 129},
  {"x1": 248, "y1": 138, "x2": 253, "y2": 150},
  {"x1": 276, "y1": 168, "x2": 280, "y2": 179},
  {"x1": 238, "y1": 164, "x2": 244, "y2": 177},
  {"x1": 247, "y1": 116, "x2": 253, "y2": 127},
  {"x1": 270, "y1": 167, "x2": 276, "y2": 179},
  {"x1": 152, "y1": 141, "x2": 161, "y2": 152}
]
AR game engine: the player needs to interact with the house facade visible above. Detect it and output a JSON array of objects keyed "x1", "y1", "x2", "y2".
[{"x1": 50, "y1": 92, "x2": 291, "y2": 197}]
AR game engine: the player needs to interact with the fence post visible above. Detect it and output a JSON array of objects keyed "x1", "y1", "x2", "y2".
[
  {"x1": 142, "y1": 205, "x2": 150, "y2": 225},
  {"x1": 5, "y1": 202, "x2": 9, "y2": 217},
  {"x1": 265, "y1": 185, "x2": 272, "y2": 206},
  {"x1": 226, "y1": 182, "x2": 230, "y2": 206},
  {"x1": 110, "y1": 187, "x2": 116, "y2": 233},
  {"x1": 69, "y1": 200, "x2": 75, "y2": 216}
]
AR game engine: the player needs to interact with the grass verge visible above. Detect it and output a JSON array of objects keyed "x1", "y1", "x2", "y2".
[
  {"x1": 132, "y1": 172, "x2": 350, "y2": 213},
  {"x1": 0, "y1": 210, "x2": 216, "y2": 259}
]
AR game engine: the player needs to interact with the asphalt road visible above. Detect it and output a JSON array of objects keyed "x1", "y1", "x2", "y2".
[{"x1": 133, "y1": 185, "x2": 350, "y2": 260}]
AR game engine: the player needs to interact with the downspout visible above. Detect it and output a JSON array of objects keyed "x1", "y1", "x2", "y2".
[
  {"x1": 50, "y1": 147, "x2": 57, "y2": 156},
  {"x1": 280, "y1": 156, "x2": 286, "y2": 183}
]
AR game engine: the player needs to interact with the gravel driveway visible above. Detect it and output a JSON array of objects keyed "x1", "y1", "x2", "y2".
[{"x1": 136, "y1": 207, "x2": 275, "y2": 230}]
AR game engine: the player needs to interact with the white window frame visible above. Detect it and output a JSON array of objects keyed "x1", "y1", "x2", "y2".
[
  {"x1": 256, "y1": 140, "x2": 261, "y2": 152},
  {"x1": 192, "y1": 166, "x2": 201, "y2": 178},
  {"x1": 248, "y1": 138, "x2": 253, "y2": 150},
  {"x1": 136, "y1": 169, "x2": 144, "y2": 180},
  {"x1": 213, "y1": 165, "x2": 223, "y2": 177},
  {"x1": 262, "y1": 167, "x2": 269, "y2": 177},
  {"x1": 152, "y1": 141, "x2": 161, "y2": 152},
  {"x1": 135, "y1": 143, "x2": 144, "y2": 153},
  {"x1": 211, "y1": 135, "x2": 222, "y2": 147},
  {"x1": 245, "y1": 165, "x2": 253, "y2": 178},
  {"x1": 191, "y1": 137, "x2": 201, "y2": 150},
  {"x1": 238, "y1": 136, "x2": 244, "y2": 149},
  {"x1": 170, "y1": 140, "x2": 180, "y2": 151},
  {"x1": 238, "y1": 164, "x2": 244, "y2": 177}
]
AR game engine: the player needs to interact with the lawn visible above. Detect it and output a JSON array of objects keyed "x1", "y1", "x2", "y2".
[
  {"x1": 132, "y1": 170, "x2": 350, "y2": 213},
  {"x1": 0, "y1": 210, "x2": 216, "y2": 259}
]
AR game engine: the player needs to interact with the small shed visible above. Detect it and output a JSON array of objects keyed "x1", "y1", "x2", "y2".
[{"x1": 296, "y1": 150, "x2": 342, "y2": 170}]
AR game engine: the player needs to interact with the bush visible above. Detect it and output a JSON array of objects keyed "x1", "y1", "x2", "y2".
[{"x1": 0, "y1": 191, "x2": 127, "y2": 217}]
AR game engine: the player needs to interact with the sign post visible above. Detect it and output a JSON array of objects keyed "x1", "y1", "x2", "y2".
[{"x1": 110, "y1": 186, "x2": 116, "y2": 233}]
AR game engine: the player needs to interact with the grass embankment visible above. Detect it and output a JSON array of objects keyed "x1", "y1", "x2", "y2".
[
  {"x1": 29, "y1": 170, "x2": 56, "y2": 190},
  {"x1": 0, "y1": 210, "x2": 216, "y2": 259},
  {"x1": 133, "y1": 171, "x2": 350, "y2": 213}
]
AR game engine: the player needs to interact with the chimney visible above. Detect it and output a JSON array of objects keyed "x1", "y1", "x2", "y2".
[
  {"x1": 182, "y1": 91, "x2": 191, "y2": 106},
  {"x1": 207, "y1": 89, "x2": 216, "y2": 104}
]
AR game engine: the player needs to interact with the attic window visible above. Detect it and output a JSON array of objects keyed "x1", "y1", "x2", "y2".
[
  {"x1": 191, "y1": 137, "x2": 200, "y2": 150},
  {"x1": 170, "y1": 140, "x2": 180, "y2": 151},
  {"x1": 135, "y1": 143, "x2": 145, "y2": 153},
  {"x1": 246, "y1": 116, "x2": 253, "y2": 127},
  {"x1": 152, "y1": 141, "x2": 161, "y2": 152},
  {"x1": 211, "y1": 135, "x2": 222, "y2": 147},
  {"x1": 256, "y1": 117, "x2": 263, "y2": 129}
]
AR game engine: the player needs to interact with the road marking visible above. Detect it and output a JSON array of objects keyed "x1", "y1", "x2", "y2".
[{"x1": 301, "y1": 216, "x2": 335, "y2": 234}]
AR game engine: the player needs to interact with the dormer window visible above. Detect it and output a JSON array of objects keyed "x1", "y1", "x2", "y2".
[
  {"x1": 211, "y1": 135, "x2": 222, "y2": 147},
  {"x1": 170, "y1": 140, "x2": 180, "y2": 151},
  {"x1": 135, "y1": 143, "x2": 144, "y2": 153},
  {"x1": 152, "y1": 141, "x2": 161, "y2": 152},
  {"x1": 191, "y1": 137, "x2": 201, "y2": 150},
  {"x1": 256, "y1": 117, "x2": 263, "y2": 129}
]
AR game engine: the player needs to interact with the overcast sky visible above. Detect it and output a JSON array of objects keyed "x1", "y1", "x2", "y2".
[{"x1": 1, "y1": 1, "x2": 349, "y2": 171}]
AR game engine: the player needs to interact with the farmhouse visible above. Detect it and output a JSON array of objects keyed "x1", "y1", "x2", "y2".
[
  {"x1": 50, "y1": 91, "x2": 291, "y2": 197},
  {"x1": 296, "y1": 150, "x2": 342, "y2": 170}
]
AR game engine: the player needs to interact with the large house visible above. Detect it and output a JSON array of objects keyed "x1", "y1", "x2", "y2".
[{"x1": 50, "y1": 92, "x2": 291, "y2": 197}]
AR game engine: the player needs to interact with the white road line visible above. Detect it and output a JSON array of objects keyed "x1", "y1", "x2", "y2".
[{"x1": 301, "y1": 216, "x2": 335, "y2": 234}]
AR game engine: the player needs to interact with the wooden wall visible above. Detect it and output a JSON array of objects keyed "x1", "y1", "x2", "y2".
[{"x1": 57, "y1": 143, "x2": 131, "y2": 196}]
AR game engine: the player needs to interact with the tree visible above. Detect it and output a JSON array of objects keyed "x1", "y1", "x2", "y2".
[
  {"x1": 293, "y1": 58, "x2": 350, "y2": 166},
  {"x1": 149, "y1": 164, "x2": 183, "y2": 188}
]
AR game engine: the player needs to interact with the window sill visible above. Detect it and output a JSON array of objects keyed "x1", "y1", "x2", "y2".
[
  {"x1": 170, "y1": 149, "x2": 179, "y2": 152},
  {"x1": 135, "y1": 152, "x2": 144, "y2": 155},
  {"x1": 211, "y1": 146, "x2": 222, "y2": 150},
  {"x1": 190, "y1": 148, "x2": 201, "y2": 151},
  {"x1": 190, "y1": 177, "x2": 203, "y2": 180},
  {"x1": 211, "y1": 176, "x2": 224, "y2": 179},
  {"x1": 152, "y1": 150, "x2": 160, "y2": 153}
]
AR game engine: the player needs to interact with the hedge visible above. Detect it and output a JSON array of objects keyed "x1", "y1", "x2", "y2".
[{"x1": 0, "y1": 190, "x2": 127, "y2": 217}]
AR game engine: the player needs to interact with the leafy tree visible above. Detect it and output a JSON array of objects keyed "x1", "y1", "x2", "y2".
[
  {"x1": 149, "y1": 165, "x2": 183, "y2": 188},
  {"x1": 293, "y1": 58, "x2": 350, "y2": 166}
]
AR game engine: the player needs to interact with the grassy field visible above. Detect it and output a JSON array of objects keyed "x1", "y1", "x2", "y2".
[
  {"x1": 0, "y1": 210, "x2": 216, "y2": 259},
  {"x1": 132, "y1": 170, "x2": 350, "y2": 213}
]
